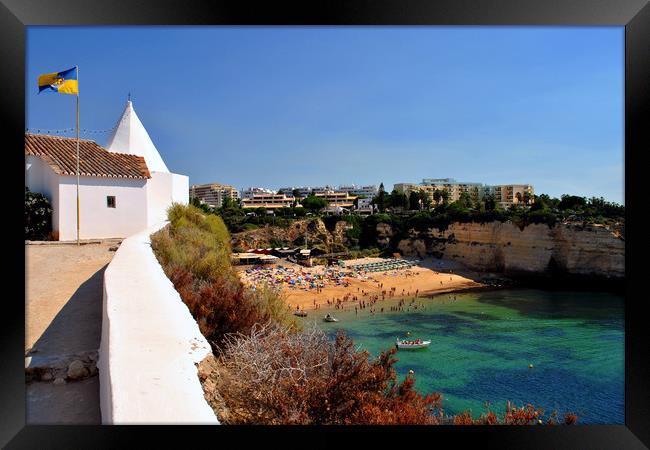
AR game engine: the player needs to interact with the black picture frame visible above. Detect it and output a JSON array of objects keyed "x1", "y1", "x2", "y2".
[{"x1": 2, "y1": 0, "x2": 648, "y2": 448}]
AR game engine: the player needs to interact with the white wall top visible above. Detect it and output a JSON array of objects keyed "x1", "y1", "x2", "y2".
[
  {"x1": 99, "y1": 223, "x2": 219, "y2": 424},
  {"x1": 106, "y1": 100, "x2": 170, "y2": 173}
]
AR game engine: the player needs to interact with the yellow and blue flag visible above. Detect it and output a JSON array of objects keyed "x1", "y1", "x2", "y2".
[{"x1": 38, "y1": 67, "x2": 78, "y2": 95}]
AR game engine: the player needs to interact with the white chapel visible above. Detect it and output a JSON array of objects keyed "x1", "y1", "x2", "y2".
[{"x1": 25, "y1": 100, "x2": 189, "y2": 241}]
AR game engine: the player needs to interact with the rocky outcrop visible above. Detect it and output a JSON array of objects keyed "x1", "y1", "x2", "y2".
[
  {"x1": 397, "y1": 222, "x2": 624, "y2": 279},
  {"x1": 232, "y1": 219, "x2": 349, "y2": 253}
]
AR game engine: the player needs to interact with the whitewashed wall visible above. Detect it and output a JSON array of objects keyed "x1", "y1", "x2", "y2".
[
  {"x1": 146, "y1": 172, "x2": 189, "y2": 227},
  {"x1": 26, "y1": 155, "x2": 189, "y2": 241},
  {"x1": 99, "y1": 223, "x2": 219, "y2": 424},
  {"x1": 146, "y1": 172, "x2": 173, "y2": 227},
  {"x1": 171, "y1": 173, "x2": 189, "y2": 205},
  {"x1": 57, "y1": 176, "x2": 148, "y2": 241}
]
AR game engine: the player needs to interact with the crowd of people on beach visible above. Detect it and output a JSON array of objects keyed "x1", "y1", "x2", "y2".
[
  {"x1": 241, "y1": 258, "x2": 421, "y2": 294},
  {"x1": 241, "y1": 257, "x2": 468, "y2": 316},
  {"x1": 241, "y1": 265, "x2": 354, "y2": 291}
]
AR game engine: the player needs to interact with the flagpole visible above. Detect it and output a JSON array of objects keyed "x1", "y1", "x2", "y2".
[{"x1": 75, "y1": 65, "x2": 80, "y2": 246}]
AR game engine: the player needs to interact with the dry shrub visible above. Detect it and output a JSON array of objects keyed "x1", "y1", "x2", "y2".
[
  {"x1": 214, "y1": 323, "x2": 442, "y2": 424},
  {"x1": 151, "y1": 204, "x2": 297, "y2": 349},
  {"x1": 249, "y1": 284, "x2": 300, "y2": 332}
]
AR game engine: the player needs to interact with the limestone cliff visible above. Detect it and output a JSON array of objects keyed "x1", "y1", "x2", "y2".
[
  {"x1": 396, "y1": 222, "x2": 624, "y2": 279},
  {"x1": 231, "y1": 218, "x2": 624, "y2": 280}
]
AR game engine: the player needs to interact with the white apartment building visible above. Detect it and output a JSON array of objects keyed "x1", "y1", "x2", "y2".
[
  {"x1": 356, "y1": 197, "x2": 374, "y2": 214},
  {"x1": 241, "y1": 186, "x2": 275, "y2": 200},
  {"x1": 339, "y1": 184, "x2": 378, "y2": 198},
  {"x1": 278, "y1": 186, "x2": 312, "y2": 198}
]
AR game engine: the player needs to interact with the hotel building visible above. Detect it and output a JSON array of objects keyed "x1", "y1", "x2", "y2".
[{"x1": 190, "y1": 182, "x2": 240, "y2": 208}]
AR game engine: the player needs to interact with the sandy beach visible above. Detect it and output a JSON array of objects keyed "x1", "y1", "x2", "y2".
[{"x1": 237, "y1": 257, "x2": 484, "y2": 312}]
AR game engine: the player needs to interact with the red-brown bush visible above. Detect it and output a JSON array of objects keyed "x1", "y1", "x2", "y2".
[
  {"x1": 168, "y1": 266, "x2": 263, "y2": 347},
  {"x1": 452, "y1": 400, "x2": 578, "y2": 425},
  {"x1": 214, "y1": 323, "x2": 442, "y2": 424}
]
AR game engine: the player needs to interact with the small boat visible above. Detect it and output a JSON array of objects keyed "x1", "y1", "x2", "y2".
[
  {"x1": 293, "y1": 310, "x2": 308, "y2": 317},
  {"x1": 396, "y1": 338, "x2": 431, "y2": 350},
  {"x1": 323, "y1": 314, "x2": 339, "y2": 322}
]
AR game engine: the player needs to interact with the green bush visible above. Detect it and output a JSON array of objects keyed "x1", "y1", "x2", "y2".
[{"x1": 25, "y1": 187, "x2": 53, "y2": 240}]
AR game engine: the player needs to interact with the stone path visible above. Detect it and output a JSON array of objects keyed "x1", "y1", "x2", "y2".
[{"x1": 25, "y1": 240, "x2": 120, "y2": 424}]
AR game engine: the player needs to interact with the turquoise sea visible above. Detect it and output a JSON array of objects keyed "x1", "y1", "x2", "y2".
[{"x1": 314, "y1": 289, "x2": 624, "y2": 424}]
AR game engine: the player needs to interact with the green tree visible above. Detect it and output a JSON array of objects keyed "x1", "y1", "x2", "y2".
[
  {"x1": 558, "y1": 194, "x2": 587, "y2": 211},
  {"x1": 221, "y1": 196, "x2": 237, "y2": 210},
  {"x1": 301, "y1": 194, "x2": 328, "y2": 213},
  {"x1": 190, "y1": 196, "x2": 212, "y2": 214},
  {"x1": 455, "y1": 192, "x2": 473, "y2": 209},
  {"x1": 409, "y1": 191, "x2": 420, "y2": 210},
  {"x1": 373, "y1": 183, "x2": 387, "y2": 213},
  {"x1": 389, "y1": 190, "x2": 407, "y2": 209},
  {"x1": 483, "y1": 194, "x2": 497, "y2": 211}
]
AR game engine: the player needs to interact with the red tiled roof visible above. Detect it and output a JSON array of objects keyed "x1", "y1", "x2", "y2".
[{"x1": 25, "y1": 133, "x2": 151, "y2": 179}]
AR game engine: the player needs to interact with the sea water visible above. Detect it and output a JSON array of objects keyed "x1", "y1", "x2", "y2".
[{"x1": 314, "y1": 289, "x2": 624, "y2": 424}]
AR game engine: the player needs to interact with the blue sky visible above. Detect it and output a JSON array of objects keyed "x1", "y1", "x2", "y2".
[{"x1": 26, "y1": 26, "x2": 624, "y2": 204}]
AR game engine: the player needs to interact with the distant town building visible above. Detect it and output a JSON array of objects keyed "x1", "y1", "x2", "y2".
[
  {"x1": 339, "y1": 184, "x2": 378, "y2": 198},
  {"x1": 278, "y1": 186, "x2": 312, "y2": 199},
  {"x1": 394, "y1": 178, "x2": 534, "y2": 208},
  {"x1": 355, "y1": 197, "x2": 374, "y2": 214},
  {"x1": 311, "y1": 186, "x2": 337, "y2": 195},
  {"x1": 241, "y1": 193, "x2": 296, "y2": 209},
  {"x1": 486, "y1": 184, "x2": 535, "y2": 207},
  {"x1": 277, "y1": 184, "x2": 377, "y2": 200},
  {"x1": 314, "y1": 191, "x2": 357, "y2": 208},
  {"x1": 241, "y1": 186, "x2": 275, "y2": 200},
  {"x1": 190, "y1": 183, "x2": 240, "y2": 208}
]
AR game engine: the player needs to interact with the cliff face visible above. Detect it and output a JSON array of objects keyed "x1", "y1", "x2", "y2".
[
  {"x1": 232, "y1": 219, "x2": 348, "y2": 253},
  {"x1": 396, "y1": 222, "x2": 625, "y2": 279},
  {"x1": 232, "y1": 218, "x2": 624, "y2": 279}
]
